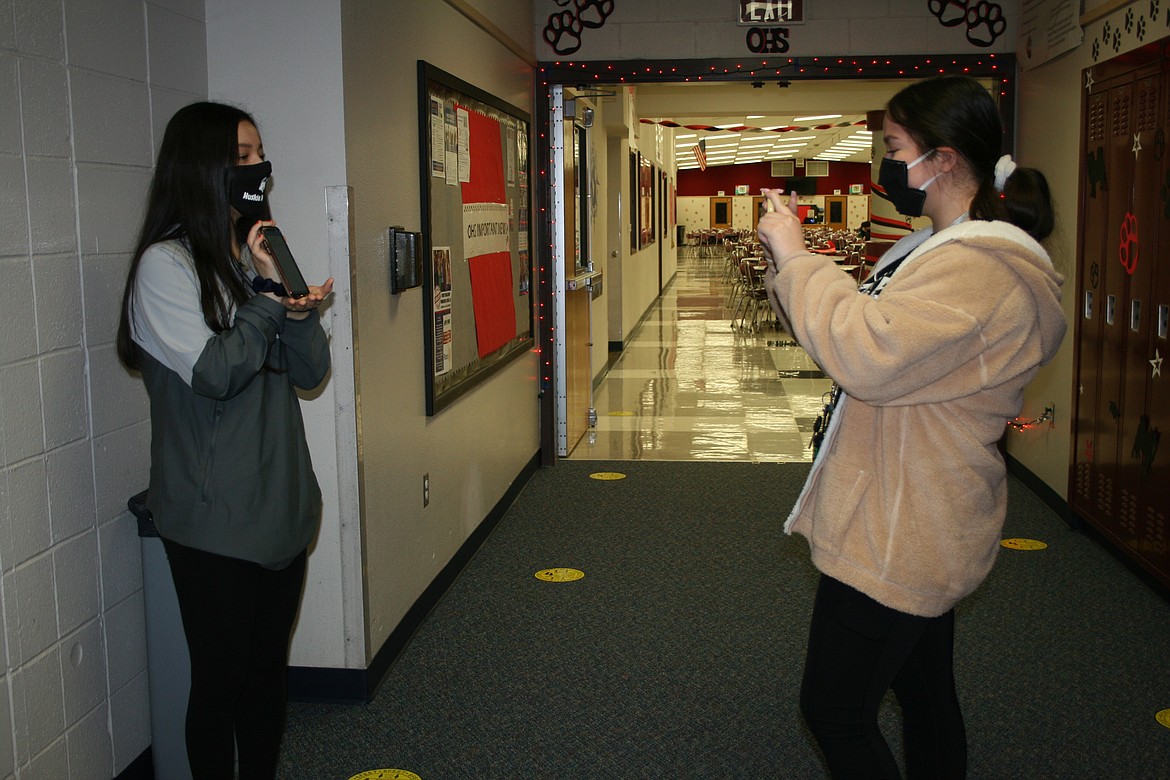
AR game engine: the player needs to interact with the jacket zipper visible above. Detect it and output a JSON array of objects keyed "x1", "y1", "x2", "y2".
[{"x1": 201, "y1": 403, "x2": 224, "y2": 502}]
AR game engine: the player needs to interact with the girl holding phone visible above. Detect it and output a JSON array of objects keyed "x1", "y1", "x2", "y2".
[
  {"x1": 757, "y1": 76, "x2": 1065, "y2": 776},
  {"x1": 117, "y1": 102, "x2": 333, "y2": 778}
]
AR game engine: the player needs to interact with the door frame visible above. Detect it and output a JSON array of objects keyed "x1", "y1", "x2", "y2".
[
  {"x1": 710, "y1": 196, "x2": 733, "y2": 229},
  {"x1": 824, "y1": 194, "x2": 848, "y2": 229},
  {"x1": 532, "y1": 55, "x2": 1017, "y2": 464}
]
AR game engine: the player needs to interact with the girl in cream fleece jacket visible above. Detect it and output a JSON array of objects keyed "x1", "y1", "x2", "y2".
[{"x1": 757, "y1": 76, "x2": 1065, "y2": 778}]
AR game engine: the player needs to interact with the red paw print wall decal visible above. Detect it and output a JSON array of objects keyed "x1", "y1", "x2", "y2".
[{"x1": 1119, "y1": 211, "x2": 1139, "y2": 275}]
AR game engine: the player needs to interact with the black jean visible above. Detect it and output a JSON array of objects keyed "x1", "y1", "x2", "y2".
[
  {"x1": 163, "y1": 538, "x2": 307, "y2": 780},
  {"x1": 800, "y1": 574, "x2": 967, "y2": 779}
]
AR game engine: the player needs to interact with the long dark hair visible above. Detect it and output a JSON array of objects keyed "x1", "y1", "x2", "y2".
[
  {"x1": 885, "y1": 76, "x2": 1054, "y2": 241},
  {"x1": 117, "y1": 102, "x2": 261, "y2": 370}
]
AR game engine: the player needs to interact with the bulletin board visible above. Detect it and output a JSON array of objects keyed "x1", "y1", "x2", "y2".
[
  {"x1": 639, "y1": 154, "x2": 656, "y2": 249},
  {"x1": 418, "y1": 62, "x2": 533, "y2": 415}
]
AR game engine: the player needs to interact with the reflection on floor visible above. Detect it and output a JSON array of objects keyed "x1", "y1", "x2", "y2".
[{"x1": 568, "y1": 252, "x2": 832, "y2": 462}]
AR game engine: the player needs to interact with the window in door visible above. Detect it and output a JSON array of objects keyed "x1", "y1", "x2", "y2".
[{"x1": 710, "y1": 196, "x2": 732, "y2": 229}]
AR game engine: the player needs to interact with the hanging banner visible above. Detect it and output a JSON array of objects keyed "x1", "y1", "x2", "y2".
[{"x1": 1018, "y1": 0, "x2": 1083, "y2": 71}]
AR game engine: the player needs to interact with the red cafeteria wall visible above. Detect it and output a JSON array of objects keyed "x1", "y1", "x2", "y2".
[{"x1": 677, "y1": 161, "x2": 871, "y2": 196}]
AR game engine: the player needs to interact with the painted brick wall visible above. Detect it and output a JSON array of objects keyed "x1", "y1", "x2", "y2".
[{"x1": 0, "y1": 1, "x2": 207, "y2": 776}]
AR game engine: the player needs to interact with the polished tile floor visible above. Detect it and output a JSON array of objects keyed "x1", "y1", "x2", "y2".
[{"x1": 568, "y1": 250, "x2": 832, "y2": 462}]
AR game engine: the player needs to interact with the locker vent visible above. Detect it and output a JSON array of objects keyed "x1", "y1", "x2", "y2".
[
  {"x1": 1075, "y1": 461, "x2": 1093, "y2": 503},
  {"x1": 1146, "y1": 506, "x2": 1166, "y2": 551},
  {"x1": 1096, "y1": 472, "x2": 1114, "y2": 514},
  {"x1": 1111, "y1": 90, "x2": 1131, "y2": 137},
  {"x1": 1137, "y1": 80, "x2": 1158, "y2": 131},
  {"x1": 1119, "y1": 488, "x2": 1139, "y2": 538},
  {"x1": 1088, "y1": 97, "x2": 1106, "y2": 143}
]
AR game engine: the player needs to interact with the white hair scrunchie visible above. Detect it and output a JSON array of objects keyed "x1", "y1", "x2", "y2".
[{"x1": 994, "y1": 154, "x2": 1017, "y2": 193}]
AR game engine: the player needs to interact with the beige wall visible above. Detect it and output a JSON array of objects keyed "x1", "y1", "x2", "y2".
[
  {"x1": 339, "y1": 0, "x2": 540, "y2": 657},
  {"x1": 617, "y1": 88, "x2": 679, "y2": 344},
  {"x1": 206, "y1": 0, "x2": 542, "y2": 671},
  {"x1": 599, "y1": 86, "x2": 679, "y2": 348}
]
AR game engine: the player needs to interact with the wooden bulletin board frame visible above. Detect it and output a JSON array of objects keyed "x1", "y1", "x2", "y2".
[{"x1": 417, "y1": 62, "x2": 533, "y2": 416}]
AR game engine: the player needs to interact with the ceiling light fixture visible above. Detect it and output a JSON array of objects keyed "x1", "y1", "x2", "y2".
[{"x1": 793, "y1": 114, "x2": 842, "y2": 122}]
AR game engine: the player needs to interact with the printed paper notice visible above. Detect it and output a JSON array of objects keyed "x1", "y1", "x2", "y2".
[
  {"x1": 432, "y1": 246, "x2": 453, "y2": 375},
  {"x1": 505, "y1": 125, "x2": 516, "y2": 186},
  {"x1": 444, "y1": 105, "x2": 458, "y2": 186},
  {"x1": 457, "y1": 107, "x2": 471, "y2": 183},
  {"x1": 429, "y1": 96, "x2": 446, "y2": 178}
]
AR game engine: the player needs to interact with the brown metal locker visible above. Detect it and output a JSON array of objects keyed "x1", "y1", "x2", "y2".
[{"x1": 1072, "y1": 39, "x2": 1170, "y2": 590}]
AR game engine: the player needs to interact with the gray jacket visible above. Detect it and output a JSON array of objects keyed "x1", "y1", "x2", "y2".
[{"x1": 132, "y1": 240, "x2": 330, "y2": 566}]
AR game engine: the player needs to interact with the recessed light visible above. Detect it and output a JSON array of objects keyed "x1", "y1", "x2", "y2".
[{"x1": 793, "y1": 114, "x2": 842, "y2": 122}]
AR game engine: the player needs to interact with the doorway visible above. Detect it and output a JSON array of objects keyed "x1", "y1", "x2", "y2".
[
  {"x1": 824, "y1": 195, "x2": 847, "y2": 229},
  {"x1": 533, "y1": 56, "x2": 1017, "y2": 463},
  {"x1": 710, "y1": 196, "x2": 733, "y2": 229}
]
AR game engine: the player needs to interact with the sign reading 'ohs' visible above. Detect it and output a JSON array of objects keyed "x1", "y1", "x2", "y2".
[{"x1": 746, "y1": 26, "x2": 791, "y2": 53}]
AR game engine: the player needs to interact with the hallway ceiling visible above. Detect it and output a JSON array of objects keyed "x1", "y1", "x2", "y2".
[
  {"x1": 664, "y1": 111, "x2": 871, "y2": 169},
  {"x1": 627, "y1": 77, "x2": 995, "y2": 170}
]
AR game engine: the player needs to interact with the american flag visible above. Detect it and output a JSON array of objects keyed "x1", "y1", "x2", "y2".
[{"x1": 692, "y1": 139, "x2": 706, "y2": 170}]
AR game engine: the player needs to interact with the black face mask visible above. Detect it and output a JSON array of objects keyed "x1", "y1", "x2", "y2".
[
  {"x1": 877, "y1": 152, "x2": 936, "y2": 218},
  {"x1": 228, "y1": 160, "x2": 272, "y2": 220}
]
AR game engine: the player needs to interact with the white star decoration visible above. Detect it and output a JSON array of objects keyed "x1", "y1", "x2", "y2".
[
  {"x1": 1133, "y1": 133, "x2": 1143, "y2": 158},
  {"x1": 1152, "y1": 349, "x2": 1164, "y2": 378},
  {"x1": 1085, "y1": 71, "x2": 1095, "y2": 91}
]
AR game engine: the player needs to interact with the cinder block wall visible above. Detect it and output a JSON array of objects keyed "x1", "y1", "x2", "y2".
[{"x1": 0, "y1": 1, "x2": 207, "y2": 776}]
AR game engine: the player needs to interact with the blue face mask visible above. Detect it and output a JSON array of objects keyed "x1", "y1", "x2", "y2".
[{"x1": 877, "y1": 151, "x2": 938, "y2": 217}]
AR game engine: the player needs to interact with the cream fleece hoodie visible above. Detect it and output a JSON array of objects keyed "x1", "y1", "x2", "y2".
[{"x1": 768, "y1": 220, "x2": 1066, "y2": 617}]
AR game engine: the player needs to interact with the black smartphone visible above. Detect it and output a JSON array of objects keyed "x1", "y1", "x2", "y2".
[{"x1": 258, "y1": 225, "x2": 310, "y2": 299}]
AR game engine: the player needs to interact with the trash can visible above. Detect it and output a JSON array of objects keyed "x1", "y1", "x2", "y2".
[{"x1": 128, "y1": 491, "x2": 193, "y2": 780}]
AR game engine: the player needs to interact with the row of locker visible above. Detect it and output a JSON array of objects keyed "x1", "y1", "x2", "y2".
[{"x1": 1071, "y1": 39, "x2": 1169, "y2": 589}]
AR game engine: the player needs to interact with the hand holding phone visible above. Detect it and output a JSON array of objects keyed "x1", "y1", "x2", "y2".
[{"x1": 257, "y1": 225, "x2": 311, "y2": 299}]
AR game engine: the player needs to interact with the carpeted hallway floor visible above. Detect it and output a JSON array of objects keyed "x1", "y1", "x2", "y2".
[{"x1": 279, "y1": 460, "x2": 1170, "y2": 779}]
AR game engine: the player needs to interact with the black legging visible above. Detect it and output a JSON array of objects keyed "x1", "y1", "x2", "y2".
[
  {"x1": 163, "y1": 539, "x2": 307, "y2": 779},
  {"x1": 800, "y1": 574, "x2": 967, "y2": 779}
]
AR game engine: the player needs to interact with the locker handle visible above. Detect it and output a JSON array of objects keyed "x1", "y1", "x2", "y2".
[{"x1": 1131, "y1": 299, "x2": 1141, "y2": 332}]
